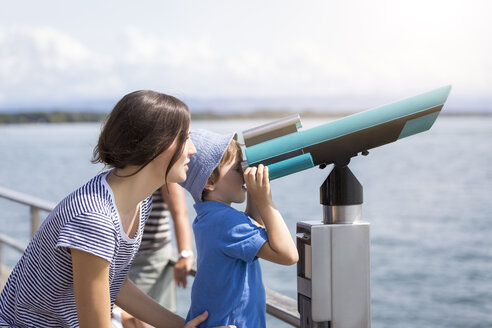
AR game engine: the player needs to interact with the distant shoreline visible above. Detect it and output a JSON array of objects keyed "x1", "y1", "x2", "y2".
[{"x1": 0, "y1": 110, "x2": 490, "y2": 124}]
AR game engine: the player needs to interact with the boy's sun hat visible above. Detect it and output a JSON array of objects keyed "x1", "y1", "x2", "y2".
[{"x1": 180, "y1": 128, "x2": 237, "y2": 203}]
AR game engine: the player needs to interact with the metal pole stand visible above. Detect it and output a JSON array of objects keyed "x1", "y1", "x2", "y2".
[{"x1": 297, "y1": 164, "x2": 371, "y2": 328}]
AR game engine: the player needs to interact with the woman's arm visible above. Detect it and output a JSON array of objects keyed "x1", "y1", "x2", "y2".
[
  {"x1": 116, "y1": 278, "x2": 225, "y2": 328},
  {"x1": 243, "y1": 165, "x2": 299, "y2": 266},
  {"x1": 71, "y1": 248, "x2": 113, "y2": 328},
  {"x1": 71, "y1": 249, "x2": 200, "y2": 328},
  {"x1": 161, "y1": 183, "x2": 194, "y2": 288},
  {"x1": 115, "y1": 276, "x2": 185, "y2": 327}
]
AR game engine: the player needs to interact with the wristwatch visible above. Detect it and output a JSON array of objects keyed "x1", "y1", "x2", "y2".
[{"x1": 178, "y1": 250, "x2": 194, "y2": 259}]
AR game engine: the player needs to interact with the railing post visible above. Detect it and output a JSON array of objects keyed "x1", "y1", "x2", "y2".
[
  {"x1": 30, "y1": 206, "x2": 40, "y2": 237},
  {"x1": 0, "y1": 242, "x2": 3, "y2": 276}
]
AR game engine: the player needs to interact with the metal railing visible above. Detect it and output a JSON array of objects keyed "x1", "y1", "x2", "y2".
[
  {"x1": 0, "y1": 186, "x2": 300, "y2": 326},
  {"x1": 0, "y1": 186, "x2": 56, "y2": 238},
  {"x1": 0, "y1": 186, "x2": 56, "y2": 284}
]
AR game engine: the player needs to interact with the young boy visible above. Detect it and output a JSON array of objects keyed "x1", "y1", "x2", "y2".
[{"x1": 180, "y1": 129, "x2": 299, "y2": 328}]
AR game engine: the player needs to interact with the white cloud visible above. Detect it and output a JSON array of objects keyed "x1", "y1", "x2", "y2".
[
  {"x1": 0, "y1": 25, "x2": 118, "y2": 104},
  {"x1": 122, "y1": 26, "x2": 217, "y2": 70},
  {"x1": 0, "y1": 0, "x2": 491, "y2": 111}
]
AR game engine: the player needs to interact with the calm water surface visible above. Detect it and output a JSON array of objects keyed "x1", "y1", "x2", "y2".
[{"x1": 1, "y1": 116, "x2": 491, "y2": 327}]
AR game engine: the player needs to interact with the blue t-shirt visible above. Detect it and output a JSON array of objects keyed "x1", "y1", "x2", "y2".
[
  {"x1": 185, "y1": 201, "x2": 268, "y2": 328},
  {"x1": 0, "y1": 171, "x2": 151, "y2": 328}
]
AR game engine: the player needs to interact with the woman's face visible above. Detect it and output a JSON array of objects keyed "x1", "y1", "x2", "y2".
[
  {"x1": 167, "y1": 131, "x2": 197, "y2": 183},
  {"x1": 151, "y1": 130, "x2": 197, "y2": 184}
]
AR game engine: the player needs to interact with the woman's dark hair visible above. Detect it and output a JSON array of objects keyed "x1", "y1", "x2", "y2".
[{"x1": 92, "y1": 90, "x2": 190, "y2": 179}]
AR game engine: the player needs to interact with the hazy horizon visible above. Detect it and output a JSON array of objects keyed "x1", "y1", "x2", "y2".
[{"x1": 1, "y1": 93, "x2": 490, "y2": 115}]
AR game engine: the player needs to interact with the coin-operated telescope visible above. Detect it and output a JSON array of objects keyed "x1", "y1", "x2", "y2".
[{"x1": 241, "y1": 85, "x2": 452, "y2": 328}]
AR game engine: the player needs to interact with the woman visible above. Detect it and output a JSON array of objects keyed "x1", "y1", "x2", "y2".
[{"x1": 0, "y1": 91, "x2": 229, "y2": 327}]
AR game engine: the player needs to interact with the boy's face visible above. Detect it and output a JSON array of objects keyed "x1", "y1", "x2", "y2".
[{"x1": 205, "y1": 154, "x2": 246, "y2": 205}]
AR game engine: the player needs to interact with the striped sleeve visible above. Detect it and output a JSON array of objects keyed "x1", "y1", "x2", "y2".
[{"x1": 56, "y1": 211, "x2": 118, "y2": 263}]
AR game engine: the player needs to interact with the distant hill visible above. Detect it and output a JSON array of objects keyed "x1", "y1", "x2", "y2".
[
  {"x1": 1, "y1": 109, "x2": 489, "y2": 124},
  {"x1": 0, "y1": 109, "x2": 344, "y2": 124},
  {"x1": 0, "y1": 112, "x2": 107, "y2": 124}
]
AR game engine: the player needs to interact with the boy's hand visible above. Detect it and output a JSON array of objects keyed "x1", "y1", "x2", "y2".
[{"x1": 243, "y1": 164, "x2": 271, "y2": 205}]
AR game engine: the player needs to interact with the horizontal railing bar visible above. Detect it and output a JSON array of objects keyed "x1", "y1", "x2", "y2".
[
  {"x1": 1, "y1": 264, "x2": 12, "y2": 290},
  {"x1": 0, "y1": 232, "x2": 26, "y2": 253},
  {"x1": 0, "y1": 186, "x2": 56, "y2": 212},
  {"x1": 266, "y1": 288, "x2": 300, "y2": 327}
]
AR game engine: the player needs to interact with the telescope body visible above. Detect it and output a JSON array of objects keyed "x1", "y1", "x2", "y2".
[{"x1": 242, "y1": 85, "x2": 452, "y2": 179}]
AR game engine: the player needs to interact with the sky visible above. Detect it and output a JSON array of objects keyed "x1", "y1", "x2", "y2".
[{"x1": 0, "y1": 0, "x2": 491, "y2": 113}]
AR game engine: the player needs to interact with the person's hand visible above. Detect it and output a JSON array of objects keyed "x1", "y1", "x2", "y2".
[
  {"x1": 243, "y1": 164, "x2": 271, "y2": 205},
  {"x1": 184, "y1": 311, "x2": 236, "y2": 328},
  {"x1": 173, "y1": 257, "x2": 194, "y2": 288},
  {"x1": 120, "y1": 308, "x2": 149, "y2": 328},
  {"x1": 184, "y1": 311, "x2": 208, "y2": 328}
]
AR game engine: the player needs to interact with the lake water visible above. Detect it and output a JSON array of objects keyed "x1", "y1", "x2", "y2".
[{"x1": 1, "y1": 116, "x2": 491, "y2": 327}]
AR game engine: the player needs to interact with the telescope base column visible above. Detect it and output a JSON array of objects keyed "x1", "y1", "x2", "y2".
[
  {"x1": 297, "y1": 221, "x2": 371, "y2": 328},
  {"x1": 299, "y1": 294, "x2": 330, "y2": 328}
]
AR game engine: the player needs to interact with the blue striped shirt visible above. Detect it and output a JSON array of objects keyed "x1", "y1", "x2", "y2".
[
  {"x1": 138, "y1": 189, "x2": 172, "y2": 253},
  {"x1": 0, "y1": 171, "x2": 151, "y2": 327}
]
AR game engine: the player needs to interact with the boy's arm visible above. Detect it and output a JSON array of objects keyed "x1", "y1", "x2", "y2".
[
  {"x1": 243, "y1": 165, "x2": 299, "y2": 266},
  {"x1": 244, "y1": 190, "x2": 264, "y2": 227}
]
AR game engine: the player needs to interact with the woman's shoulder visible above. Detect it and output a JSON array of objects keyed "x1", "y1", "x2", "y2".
[{"x1": 56, "y1": 172, "x2": 114, "y2": 218}]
